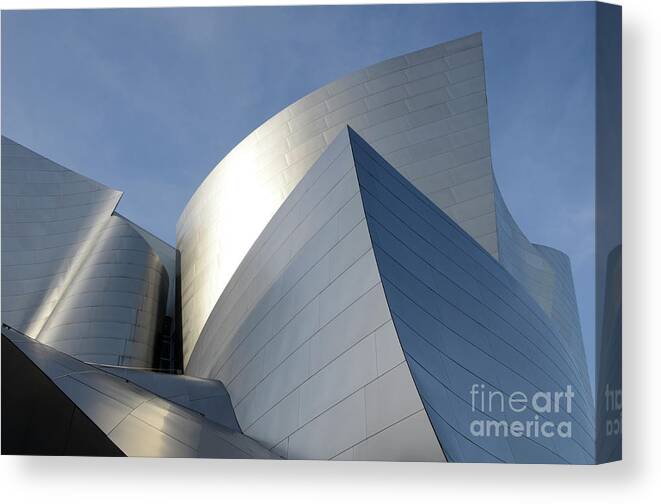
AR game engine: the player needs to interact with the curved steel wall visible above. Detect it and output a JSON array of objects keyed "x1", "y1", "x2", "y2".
[
  {"x1": 1, "y1": 136, "x2": 122, "y2": 337},
  {"x1": 534, "y1": 243, "x2": 591, "y2": 391},
  {"x1": 126, "y1": 218, "x2": 178, "y2": 330},
  {"x1": 350, "y1": 129, "x2": 595, "y2": 462},
  {"x1": 494, "y1": 185, "x2": 592, "y2": 393},
  {"x1": 186, "y1": 129, "x2": 444, "y2": 461},
  {"x1": 38, "y1": 215, "x2": 169, "y2": 367},
  {"x1": 2, "y1": 137, "x2": 172, "y2": 369},
  {"x1": 177, "y1": 32, "x2": 498, "y2": 365},
  {"x1": 186, "y1": 127, "x2": 595, "y2": 462},
  {"x1": 178, "y1": 32, "x2": 589, "y2": 382}
]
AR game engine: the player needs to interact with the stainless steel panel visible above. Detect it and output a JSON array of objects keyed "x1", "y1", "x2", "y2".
[
  {"x1": 184, "y1": 129, "x2": 443, "y2": 461},
  {"x1": 1, "y1": 137, "x2": 121, "y2": 337},
  {"x1": 2, "y1": 139, "x2": 174, "y2": 367},
  {"x1": 3, "y1": 327, "x2": 277, "y2": 459},
  {"x1": 38, "y1": 215, "x2": 169, "y2": 367}
]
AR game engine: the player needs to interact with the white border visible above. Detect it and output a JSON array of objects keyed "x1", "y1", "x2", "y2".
[{"x1": 1, "y1": 1, "x2": 658, "y2": 503}]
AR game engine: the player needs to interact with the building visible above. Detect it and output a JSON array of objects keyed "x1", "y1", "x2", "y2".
[
  {"x1": 1, "y1": 137, "x2": 178, "y2": 369},
  {"x1": 1, "y1": 33, "x2": 595, "y2": 463}
]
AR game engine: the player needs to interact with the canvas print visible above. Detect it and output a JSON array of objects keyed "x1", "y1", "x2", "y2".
[{"x1": 0, "y1": 2, "x2": 621, "y2": 463}]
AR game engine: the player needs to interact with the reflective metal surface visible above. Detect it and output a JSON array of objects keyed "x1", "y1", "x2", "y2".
[
  {"x1": 177, "y1": 32, "x2": 499, "y2": 365},
  {"x1": 186, "y1": 129, "x2": 444, "y2": 461},
  {"x1": 351, "y1": 128, "x2": 595, "y2": 463},
  {"x1": 38, "y1": 215, "x2": 169, "y2": 367},
  {"x1": 2, "y1": 137, "x2": 175, "y2": 368},
  {"x1": 176, "y1": 31, "x2": 594, "y2": 462},
  {"x1": 494, "y1": 187, "x2": 592, "y2": 394},
  {"x1": 1, "y1": 136, "x2": 122, "y2": 337},
  {"x1": 1, "y1": 30, "x2": 598, "y2": 463},
  {"x1": 185, "y1": 126, "x2": 595, "y2": 462},
  {"x1": 125, "y1": 218, "x2": 178, "y2": 334},
  {"x1": 2, "y1": 325, "x2": 277, "y2": 459},
  {"x1": 96, "y1": 364, "x2": 240, "y2": 431},
  {"x1": 1, "y1": 329, "x2": 125, "y2": 456},
  {"x1": 177, "y1": 32, "x2": 588, "y2": 385}
]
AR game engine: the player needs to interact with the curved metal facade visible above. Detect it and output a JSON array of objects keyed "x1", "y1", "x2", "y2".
[
  {"x1": 38, "y1": 215, "x2": 169, "y2": 367},
  {"x1": 185, "y1": 126, "x2": 595, "y2": 462},
  {"x1": 177, "y1": 32, "x2": 498, "y2": 365},
  {"x1": 175, "y1": 32, "x2": 594, "y2": 462},
  {"x1": 494, "y1": 185, "x2": 592, "y2": 393},
  {"x1": 2, "y1": 136, "x2": 172, "y2": 369},
  {"x1": 2, "y1": 31, "x2": 597, "y2": 463},
  {"x1": 178, "y1": 31, "x2": 589, "y2": 381},
  {"x1": 186, "y1": 129, "x2": 444, "y2": 461},
  {"x1": 1, "y1": 136, "x2": 122, "y2": 337},
  {"x1": 351, "y1": 129, "x2": 594, "y2": 462}
]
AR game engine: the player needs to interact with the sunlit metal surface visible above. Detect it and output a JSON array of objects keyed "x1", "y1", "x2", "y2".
[
  {"x1": 1, "y1": 136, "x2": 122, "y2": 337},
  {"x1": 1, "y1": 29, "x2": 595, "y2": 462},
  {"x1": 185, "y1": 127, "x2": 594, "y2": 462},
  {"x1": 177, "y1": 32, "x2": 587, "y2": 378},
  {"x1": 96, "y1": 364, "x2": 240, "y2": 431},
  {"x1": 187, "y1": 128, "x2": 445, "y2": 461},
  {"x1": 177, "y1": 33, "x2": 499, "y2": 365},
  {"x1": 37, "y1": 215, "x2": 169, "y2": 367},
  {"x1": 2, "y1": 136, "x2": 175, "y2": 368},
  {"x1": 2, "y1": 325, "x2": 278, "y2": 459},
  {"x1": 178, "y1": 37, "x2": 591, "y2": 429}
]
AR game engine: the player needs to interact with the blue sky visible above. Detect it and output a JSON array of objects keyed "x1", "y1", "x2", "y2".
[{"x1": 1, "y1": 2, "x2": 597, "y2": 389}]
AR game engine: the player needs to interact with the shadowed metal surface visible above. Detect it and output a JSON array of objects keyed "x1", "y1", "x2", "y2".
[
  {"x1": 350, "y1": 128, "x2": 595, "y2": 463},
  {"x1": 185, "y1": 127, "x2": 594, "y2": 462},
  {"x1": 494, "y1": 186, "x2": 592, "y2": 394},
  {"x1": 124, "y1": 217, "x2": 178, "y2": 333},
  {"x1": 1, "y1": 330, "x2": 125, "y2": 456},
  {"x1": 2, "y1": 325, "x2": 278, "y2": 459}
]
